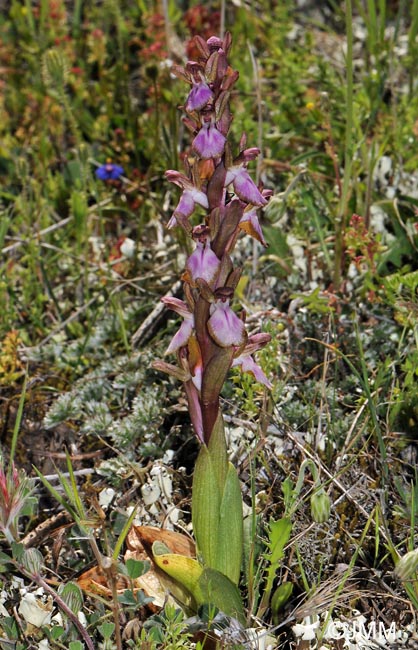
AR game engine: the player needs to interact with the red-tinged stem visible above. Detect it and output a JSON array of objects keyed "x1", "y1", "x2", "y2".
[{"x1": 17, "y1": 568, "x2": 95, "y2": 650}]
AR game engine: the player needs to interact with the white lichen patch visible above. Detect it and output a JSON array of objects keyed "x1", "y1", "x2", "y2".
[{"x1": 18, "y1": 589, "x2": 53, "y2": 627}]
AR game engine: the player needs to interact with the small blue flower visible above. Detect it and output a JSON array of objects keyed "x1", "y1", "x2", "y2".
[{"x1": 95, "y1": 161, "x2": 124, "y2": 181}]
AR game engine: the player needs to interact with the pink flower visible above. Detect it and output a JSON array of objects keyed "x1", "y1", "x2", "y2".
[
  {"x1": 193, "y1": 120, "x2": 226, "y2": 159},
  {"x1": 232, "y1": 333, "x2": 272, "y2": 388},
  {"x1": 186, "y1": 226, "x2": 220, "y2": 284},
  {"x1": 186, "y1": 75, "x2": 213, "y2": 112},
  {"x1": 224, "y1": 166, "x2": 267, "y2": 206},
  {"x1": 161, "y1": 297, "x2": 195, "y2": 354},
  {"x1": 166, "y1": 170, "x2": 208, "y2": 228},
  {"x1": 207, "y1": 291, "x2": 247, "y2": 348}
]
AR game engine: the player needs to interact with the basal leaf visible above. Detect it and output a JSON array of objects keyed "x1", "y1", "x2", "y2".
[
  {"x1": 216, "y1": 462, "x2": 243, "y2": 585},
  {"x1": 192, "y1": 444, "x2": 221, "y2": 568}
]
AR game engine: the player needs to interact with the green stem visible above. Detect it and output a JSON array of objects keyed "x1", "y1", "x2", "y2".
[{"x1": 333, "y1": 0, "x2": 354, "y2": 290}]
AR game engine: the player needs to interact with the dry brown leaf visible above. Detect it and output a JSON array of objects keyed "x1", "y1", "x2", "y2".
[
  {"x1": 127, "y1": 525, "x2": 196, "y2": 558},
  {"x1": 76, "y1": 526, "x2": 195, "y2": 611}
]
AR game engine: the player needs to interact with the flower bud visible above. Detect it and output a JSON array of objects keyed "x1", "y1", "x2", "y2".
[
  {"x1": 310, "y1": 488, "x2": 331, "y2": 523},
  {"x1": 395, "y1": 549, "x2": 418, "y2": 581}
]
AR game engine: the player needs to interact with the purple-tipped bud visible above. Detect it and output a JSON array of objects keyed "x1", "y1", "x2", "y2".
[
  {"x1": 193, "y1": 120, "x2": 226, "y2": 159},
  {"x1": 207, "y1": 36, "x2": 223, "y2": 51}
]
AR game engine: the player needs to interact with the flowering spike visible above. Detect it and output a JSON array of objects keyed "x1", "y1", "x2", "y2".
[{"x1": 155, "y1": 33, "x2": 272, "y2": 445}]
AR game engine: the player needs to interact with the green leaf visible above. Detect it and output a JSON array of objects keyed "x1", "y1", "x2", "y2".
[
  {"x1": 69, "y1": 642, "x2": 84, "y2": 650},
  {"x1": 258, "y1": 517, "x2": 293, "y2": 618},
  {"x1": 153, "y1": 550, "x2": 245, "y2": 625},
  {"x1": 268, "y1": 518, "x2": 292, "y2": 565},
  {"x1": 271, "y1": 581, "x2": 293, "y2": 624},
  {"x1": 58, "y1": 582, "x2": 83, "y2": 614},
  {"x1": 197, "y1": 567, "x2": 245, "y2": 625},
  {"x1": 125, "y1": 558, "x2": 148, "y2": 580},
  {"x1": 215, "y1": 462, "x2": 243, "y2": 585},
  {"x1": 0, "y1": 551, "x2": 12, "y2": 565},
  {"x1": 152, "y1": 547, "x2": 203, "y2": 595},
  {"x1": 151, "y1": 547, "x2": 202, "y2": 611},
  {"x1": 192, "y1": 444, "x2": 222, "y2": 569},
  {"x1": 32, "y1": 467, "x2": 79, "y2": 522},
  {"x1": 21, "y1": 547, "x2": 43, "y2": 575},
  {"x1": 281, "y1": 476, "x2": 296, "y2": 514},
  {"x1": 50, "y1": 625, "x2": 65, "y2": 641},
  {"x1": 98, "y1": 621, "x2": 115, "y2": 640},
  {"x1": 11, "y1": 542, "x2": 24, "y2": 563},
  {"x1": 207, "y1": 412, "x2": 228, "y2": 490},
  {"x1": 192, "y1": 415, "x2": 243, "y2": 585},
  {"x1": 119, "y1": 589, "x2": 137, "y2": 606}
]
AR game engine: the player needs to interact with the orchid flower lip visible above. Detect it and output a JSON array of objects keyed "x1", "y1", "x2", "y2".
[
  {"x1": 239, "y1": 206, "x2": 268, "y2": 246},
  {"x1": 187, "y1": 237, "x2": 221, "y2": 284},
  {"x1": 192, "y1": 120, "x2": 226, "y2": 159},
  {"x1": 224, "y1": 166, "x2": 267, "y2": 206},
  {"x1": 207, "y1": 298, "x2": 246, "y2": 347},
  {"x1": 186, "y1": 74, "x2": 214, "y2": 113}
]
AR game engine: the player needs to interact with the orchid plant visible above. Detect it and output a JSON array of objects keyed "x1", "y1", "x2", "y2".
[{"x1": 152, "y1": 33, "x2": 272, "y2": 624}]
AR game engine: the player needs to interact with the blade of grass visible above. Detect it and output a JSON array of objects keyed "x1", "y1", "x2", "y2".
[
  {"x1": 65, "y1": 451, "x2": 87, "y2": 522},
  {"x1": 32, "y1": 467, "x2": 79, "y2": 522},
  {"x1": 9, "y1": 370, "x2": 28, "y2": 471},
  {"x1": 112, "y1": 506, "x2": 139, "y2": 561},
  {"x1": 334, "y1": 0, "x2": 354, "y2": 289}
]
